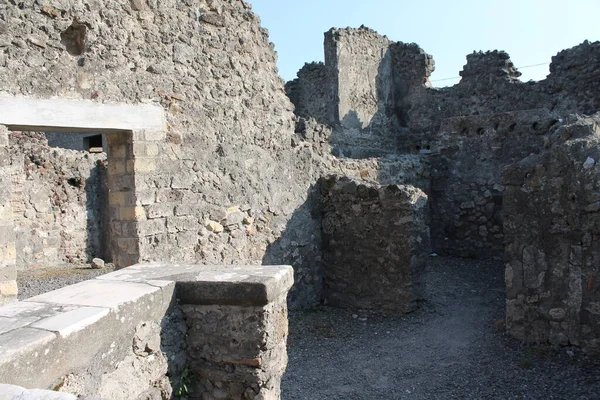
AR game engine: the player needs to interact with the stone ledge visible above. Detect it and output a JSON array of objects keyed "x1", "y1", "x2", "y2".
[
  {"x1": 97, "y1": 263, "x2": 294, "y2": 306},
  {"x1": 0, "y1": 263, "x2": 293, "y2": 394}
]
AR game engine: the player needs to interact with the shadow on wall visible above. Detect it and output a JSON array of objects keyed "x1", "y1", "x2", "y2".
[
  {"x1": 262, "y1": 184, "x2": 324, "y2": 310},
  {"x1": 85, "y1": 159, "x2": 110, "y2": 263}
]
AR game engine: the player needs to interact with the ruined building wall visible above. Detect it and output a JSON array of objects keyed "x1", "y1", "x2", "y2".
[
  {"x1": 8, "y1": 132, "x2": 108, "y2": 269},
  {"x1": 285, "y1": 62, "x2": 330, "y2": 125},
  {"x1": 0, "y1": 0, "x2": 399, "y2": 308},
  {"x1": 503, "y1": 116, "x2": 600, "y2": 351},
  {"x1": 429, "y1": 109, "x2": 560, "y2": 257},
  {"x1": 289, "y1": 27, "x2": 600, "y2": 258},
  {"x1": 324, "y1": 26, "x2": 394, "y2": 131}
]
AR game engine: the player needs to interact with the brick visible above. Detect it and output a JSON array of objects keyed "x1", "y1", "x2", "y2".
[
  {"x1": 119, "y1": 206, "x2": 146, "y2": 221},
  {"x1": 135, "y1": 158, "x2": 156, "y2": 173},
  {"x1": 0, "y1": 280, "x2": 18, "y2": 297}
]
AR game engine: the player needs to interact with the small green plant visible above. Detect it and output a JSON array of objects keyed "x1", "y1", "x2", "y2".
[{"x1": 173, "y1": 368, "x2": 194, "y2": 400}]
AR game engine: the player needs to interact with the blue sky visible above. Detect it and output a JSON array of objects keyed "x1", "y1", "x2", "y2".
[{"x1": 249, "y1": 0, "x2": 600, "y2": 87}]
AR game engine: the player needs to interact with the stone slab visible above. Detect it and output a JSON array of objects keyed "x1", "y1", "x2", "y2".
[
  {"x1": 0, "y1": 384, "x2": 77, "y2": 399},
  {"x1": 0, "y1": 95, "x2": 166, "y2": 133},
  {"x1": 172, "y1": 265, "x2": 294, "y2": 306},
  {"x1": 0, "y1": 301, "x2": 64, "y2": 319},
  {"x1": 98, "y1": 263, "x2": 294, "y2": 306},
  {"x1": 0, "y1": 316, "x2": 41, "y2": 335},
  {"x1": 30, "y1": 306, "x2": 110, "y2": 337},
  {"x1": 24, "y1": 280, "x2": 160, "y2": 309},
  {"x1": 0, "y1": 328, "x2": 55, "y2": 365}
]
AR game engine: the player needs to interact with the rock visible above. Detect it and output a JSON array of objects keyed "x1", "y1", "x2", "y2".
[
  {"x1": 28, "y1": 37, "x2": 46, "y2": 48},
  {"x1": 130, "y1": 0, "x2": 146, "y2": 11},
  {"x1": 206, "y1": 220, "x2": 224, "y2": 233},
  {"x1": 200, "y1": 13, "x2": 226, "y2": 27},
  {"x1": 243, "y1": 216, "x2": 254, "y2": 225},
  {"x1": 223, "y1": 211, "x2": 244, "y2": 226},
  {"x1": 91, "y1": 258, "x2": 105, "y2": 269},
  {"x1": 549, "y1": 308, "x2": 566, "y2": 320},
  {"x1": 583, "y1": 157, "x2": 595, "y2": 169}
]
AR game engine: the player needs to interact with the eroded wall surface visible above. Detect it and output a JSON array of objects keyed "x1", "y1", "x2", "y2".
[
  {"x1": 0, "y1": 126, "x2": 16, "y2": 304},
  {"x1": 503, "y1": 116, "x2": 600, "y2": 352}
]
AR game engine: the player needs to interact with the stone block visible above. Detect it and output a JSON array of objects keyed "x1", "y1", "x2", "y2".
[
  {"x1": 25, "y1": 279, "x2": 161, "y2": 309},
  {"x1": 145, "y1": 203, "x2": 174, "y2": 219},
  {"x1": 166, "y1": 215, "x2": 199, "y2": 233},
  {"x1": 320, "y1": 176, "x2": 430, "y2": 313},
  {"x1": 30, "y1": 306, "x2": 110, "y2": 337},
  {"x1": 0, "y1": 280, "x2": 18, "y2": 297}
]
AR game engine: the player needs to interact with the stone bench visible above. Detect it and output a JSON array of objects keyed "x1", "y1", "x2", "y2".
[{"x1": 0, "y1": 263, "x2": 293, "y2": 399}]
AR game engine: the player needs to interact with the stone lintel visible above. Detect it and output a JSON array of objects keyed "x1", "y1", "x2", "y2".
[{"x1": 0, "y1": 95, "x2": 166, "y2": 133}]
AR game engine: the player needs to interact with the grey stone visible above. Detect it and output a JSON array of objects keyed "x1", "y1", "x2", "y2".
[{"x1": 91, "y1": 258, "x2": 104, "y2": 269}]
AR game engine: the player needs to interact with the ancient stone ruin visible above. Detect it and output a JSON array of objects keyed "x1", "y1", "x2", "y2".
[{"x1": 0, "y1": 0, "x2": 599, "y2": 398}]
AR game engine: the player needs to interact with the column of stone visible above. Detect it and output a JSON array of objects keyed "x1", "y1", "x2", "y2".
[
  {"x1": 182, "y1": 294, "x2": 289, "y2": 399},
  {"x1": 130, "y1": 130, "x2": 165, "y2": 263},
  {"x1": 0, "y1": 125, "x2": 17, "y2": 304},
  {"x1": 106, "y1": 132, "x2": 141, "y2": 268}
]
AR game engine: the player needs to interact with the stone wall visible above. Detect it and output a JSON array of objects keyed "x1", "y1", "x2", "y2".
[
  {"x1": 8, "y1": 131, "x2": 108, "y2": 269},
  {"x1": 289, "y1": 26, "x2": 600, "y2": 258},
  {"x1": 0, "y1": 0, "x2": 331, "y2": 308},
  {"x1": 285, "y1": 62, "x2": 330, "y2": 125},
  {"x1": 0, "y1": 262, "x2": 293, "y2": 399},
  {"x1": 503, "y1": 116, "x2": 600, "y2": 352},
  {"x1": 320, "y1": 176, "x2": 429, "y2": 313},
  {"x1": 0, "y1": 126, "x2": 17, "y2": 305},
  {"x1": 429, "y1": 109, "x2": 561, "y2": 257},
  {"x1": 324, "y1": 26, "x2": 394, "y2": 131}
]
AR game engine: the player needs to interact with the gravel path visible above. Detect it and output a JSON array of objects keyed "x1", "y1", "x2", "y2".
[
  {"x1": 282, "y1": 256, "x2": 600, "y2": 399},
  {"x1": 17, "y1": 264, "x2": 115, "y2": 300}
]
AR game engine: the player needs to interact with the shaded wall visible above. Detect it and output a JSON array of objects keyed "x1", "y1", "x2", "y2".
[{"x1": 503, "y1": 116, "x2": 600, "y2": 351}]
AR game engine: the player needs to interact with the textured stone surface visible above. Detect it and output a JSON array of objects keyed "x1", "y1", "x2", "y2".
[
  {"x1": 0, "y1": 125, "x2": 16, "y2": 305},
  {"x1": 320, "y1": 176, "x2": 430, "y2": 313},
  {"x1": 8, "y1": 131, "x2": 108, "y2": 269},
  {"x1": 182, "y1": 293, "x2": 288, "y2": 400},
  {"x1": 503, "y1": 115, "x2": 600, "y2": 352},
  {"x1": 290, "y1": 27, "x2": 600, "y2": 260},
  {"x1": 0, "y1": 261, "x2": 292, "y2": 399}
]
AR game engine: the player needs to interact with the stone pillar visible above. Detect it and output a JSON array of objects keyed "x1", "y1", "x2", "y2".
[
  {"x1": 106, "y1": 131, "x2": 141, "y2": 268},
  {"x1": 320, "y1": 176, "x2": 430, "y2": 313},
  {"x1": 0, "y1": 125, "x2": 17, "y2": 304},
  {"x1": 179, "y1": 265, "x2": 293, "y2": 400}
]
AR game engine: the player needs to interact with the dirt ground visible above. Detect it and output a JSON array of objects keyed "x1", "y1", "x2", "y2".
[
  {"x1": 17, "y1": 263, "x2": 115, "y2": 300},
  {"x1": 282, "y1": 256, "x2": 600, "y2": 400}
]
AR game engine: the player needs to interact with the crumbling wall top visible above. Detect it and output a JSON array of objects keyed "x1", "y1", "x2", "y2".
[{"x1": 459, "y1": 50, "x2": 522, "y2": 84}]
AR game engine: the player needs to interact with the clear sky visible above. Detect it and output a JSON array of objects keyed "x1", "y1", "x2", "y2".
[{"x1": 248, "y1": 0, "x2": 600, "y2": 87}]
